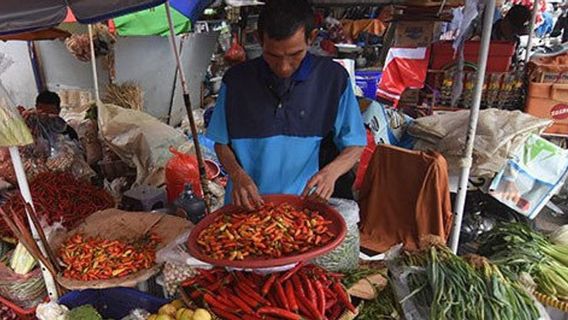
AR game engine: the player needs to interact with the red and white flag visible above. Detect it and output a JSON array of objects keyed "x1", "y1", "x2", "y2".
[{"x1": 376, "y1": 47, "x2": 430, "y2": 107}]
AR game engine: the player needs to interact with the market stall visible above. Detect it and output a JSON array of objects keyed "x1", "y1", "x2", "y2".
[{"x1": 0, "y1": 0, "x2": 567, "y2": 319}]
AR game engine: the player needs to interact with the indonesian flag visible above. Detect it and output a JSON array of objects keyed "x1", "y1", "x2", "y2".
[{"x1": 376, "y1": 47, "x2": 430, "y2": 107}]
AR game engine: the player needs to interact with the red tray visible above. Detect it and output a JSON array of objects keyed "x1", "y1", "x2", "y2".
[{"x1": 186, "y1": 194, "x2": 347, "y2": 268}]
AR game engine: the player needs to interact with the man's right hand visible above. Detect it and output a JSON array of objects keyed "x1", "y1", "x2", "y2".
[{"x1": 232, "y1": 169, "x2": 264, "y2": 211}]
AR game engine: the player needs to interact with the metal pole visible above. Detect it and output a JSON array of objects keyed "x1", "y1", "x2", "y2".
[
  {"x1": 164, "y1": 0, "x2": 211, "y2": 212},
  {"x1": 8, "y1": 147, "x2": 59, "y2": 300},
  {"x1": 525, "y1": 0, "x2": 539, "y2": 64},
  {"x1": 88, "y1": 24, "x2": 100, "y2": 101},
  {"x1": 449, "y1": 0, "x2": 497, "y2": 253}
]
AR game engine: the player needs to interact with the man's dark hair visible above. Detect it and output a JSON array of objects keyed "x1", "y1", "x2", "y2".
[
  {"x1": 506, "y1": 5, "x2": 532, "y2": 30},
  {"x1": 258, "y1": 0, "x2": 315, "y2": 41},
  {"x1": 36, "y1": 90, "x2": 61, "y2": 112}
]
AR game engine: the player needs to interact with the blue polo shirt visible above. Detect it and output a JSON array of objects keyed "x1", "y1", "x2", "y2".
[{"x1": 206, "y1": 53, "x2": 366, "y2": 202}]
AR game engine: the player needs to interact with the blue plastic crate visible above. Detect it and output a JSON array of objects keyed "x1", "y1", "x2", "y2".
[
  {"x1": 59, "y1": 287, "x2": 168, "y2": 319},
  {"x1": 355, "y1": 70, "x2": 382, "y2": 100}
]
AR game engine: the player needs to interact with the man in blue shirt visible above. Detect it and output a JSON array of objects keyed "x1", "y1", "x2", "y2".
[{"x1": 206, "y1": 0, "x2": 366, "y2": 210}]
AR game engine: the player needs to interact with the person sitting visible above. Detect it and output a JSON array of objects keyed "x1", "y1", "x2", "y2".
[{"x1": 35, "y1": 90, "x2": 78, "y2": 141}]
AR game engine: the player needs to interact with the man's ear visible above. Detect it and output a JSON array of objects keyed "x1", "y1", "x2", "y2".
[{"x1": 308, "y1": 29, "x2": 318, "y2": 45}]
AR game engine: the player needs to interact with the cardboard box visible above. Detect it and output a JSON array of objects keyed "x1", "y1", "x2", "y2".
[
  {"x1": 526, "y1": 82, "x2": 568, "y2": 135},
  {"x1": 394, "y1": 20, "x2": 441, "y2": 48}
]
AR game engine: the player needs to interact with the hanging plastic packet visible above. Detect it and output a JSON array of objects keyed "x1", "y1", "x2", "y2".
[{"x1": 490, "y1": 134, "x2": 568, "y2": 219}]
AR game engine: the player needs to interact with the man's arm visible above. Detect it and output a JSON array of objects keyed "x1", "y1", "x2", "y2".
[
  {"x1": 215, "y1": 143, "x2": 263, "y2": 210},
  {"x1": 206, "y1": 84, "x2": 262, "y2": 211},
  {"x1": 302, "y1": 146, "x2": 363, "y2": 200}
]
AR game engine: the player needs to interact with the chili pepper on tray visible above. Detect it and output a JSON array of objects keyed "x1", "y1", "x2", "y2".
[
  {"x1": 59, "y1": 233, "x2": 160, "y2": 281},
  {"x1": 180, "y1": 264, "x2": 355, "y2": 320},
  {"x1": 196, "y1": 203, "x2": 335, "y2": 260}
]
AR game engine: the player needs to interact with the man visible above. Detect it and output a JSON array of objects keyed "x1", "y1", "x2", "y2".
[
  {"x1": 492, "y1": 5, "x2": 532, "y2": 42},
  {"x1": 35, "y1": 90, "x2": 78, "y2": 141},
  {"x1": 206, "y1": 0, "x2": 366, "y2": 210}
]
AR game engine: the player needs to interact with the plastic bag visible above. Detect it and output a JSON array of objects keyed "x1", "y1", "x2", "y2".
[
  {"x1": 165, "y1": 148, "x2": 202, "y2": 202},
  {"x1": 490, "y1": 134, "x2": 568, "y2": 219},
  {"x1": 0, "y1": 261, "x2": 46, "y2": 309},
  {"x1": 312, "y1": 198, "x2": 360, "y2": 272},
  {"x1": 224, "y1": 34, "x2": 246, "y2": 64}
]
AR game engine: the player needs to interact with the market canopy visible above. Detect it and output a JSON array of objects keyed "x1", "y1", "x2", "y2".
[{"x1": 0, "y1": 0, "x2": 212, "y2": 36}]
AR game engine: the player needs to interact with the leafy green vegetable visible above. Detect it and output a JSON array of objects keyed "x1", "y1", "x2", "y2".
[
  {"x1": 479, "y1": 222, "x2": 568, "y2": 300},
  {"x1": 67, "y1": 305, "x2": 102, "y2": 320}
]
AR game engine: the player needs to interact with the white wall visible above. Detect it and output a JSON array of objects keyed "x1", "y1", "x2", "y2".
[
  {"x1": 0, "y1": 41, "x2": 37, "y2": 107},
  {"x1": 0, "y1": 32, "x2": 218, "y2": 120}
]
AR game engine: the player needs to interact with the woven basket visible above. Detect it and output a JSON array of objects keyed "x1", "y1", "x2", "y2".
[
  {"x1": 532, "y1": 291, "x2": 568, "y2": 313},
  {"x1": 0, "y1": 257, "x2": 47, "y2": 309}
]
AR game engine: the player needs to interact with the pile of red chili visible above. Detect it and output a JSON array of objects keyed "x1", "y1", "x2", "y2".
[
  {"x1": 0, "y1": 172, "x2": 114, "y2": 236},
  {"x1": 196, "y1": 203, "x2": 335, "y2": 260},
  {"x1": 59, "y1": 233, "x2": 160, "y2": 281},
  {"x1": 181, "y1": 263, "x2": 355, "y2": 320}
]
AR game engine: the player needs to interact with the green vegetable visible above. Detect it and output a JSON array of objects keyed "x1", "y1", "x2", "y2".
[
  {"x1": 479, "y1": 222, "x2": 568, "y2": 300},
  {"x1": 393, "y1": 236, "x2": 540, "y2": 320},
  {"x1": 67, "y1": 305, "x2": 103, "y2": 320},
  {"x1": 0, "y1": 103, "x2": 33, "y2": 147},
  {"x1": 341, "y1": 267, "x2": 387, "y2": 289},
  {"x1": 10, "y1": 242, "x2": 36, "y2": 275},
  {"x1": 356, "y1": 282, "x2": 402, "y2": 320}
]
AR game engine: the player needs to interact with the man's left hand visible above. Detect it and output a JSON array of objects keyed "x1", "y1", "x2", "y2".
[{"x1": 302, "y1": 167, "x2": 340, "y2": 201}]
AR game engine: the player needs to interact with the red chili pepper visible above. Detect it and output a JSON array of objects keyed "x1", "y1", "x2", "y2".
[
  {"x1": 275, "y1": 280, "x2": 290, "y2": 310},
  {"x1": 257, "y1": 306, "x2": 301, "y2": 320},
  {"x1": 262, "y1": 273, "x2": 278, "y2": 296},
  {"x1": 291, "y1": 274, "x2": 306, "y2": 297},
  {"x1": 228, "y1": 295, "x2": 255, "y2": 314},
  {"x1": 325, "y1": 298, "x2": 337, "y2": 311},
  {"x1": 329, "y1": 303, "x2": 343, "y2": 320},
  {"x1": 280, "y1": 261, "x2": 304, "y2": 283},
  {"x1": 301, "y1": 274, "x2": 318, "y2": 307},
  {"x1": 211, "y1": 307, "x2": 241, "y2": 320},
  {"x1": 235, "y1": 287, "x2": 260, "y2": 309},
  {"x1": 284, "y1": 281, "x2": 299, "y2": 313},
  {"x1": 238, "y1": 281, "x2": 270, "y2": 305},
  {"x1": 333, "y1": 282, "x2": 355, "y2": 313},
  {"x1": 242, "y1": 315, "x2": 264, "y2": 320},
  {"x1": 298, "y1": 294, "x2": 322, "y2": 320},
  {"x1": 314, "y1": 279, "x2": 326, "y2": 316},
  {"x1": 204, "y1": 293, "x2": 233, "y2": 312}
]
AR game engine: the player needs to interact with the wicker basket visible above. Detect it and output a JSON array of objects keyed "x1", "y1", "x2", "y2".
[
  {"x1": 532, "y1": 291, "x2": 568, "y2": 313},
  {"x1": 0, "y1": 253, "x2": 47, "y2": 309}
]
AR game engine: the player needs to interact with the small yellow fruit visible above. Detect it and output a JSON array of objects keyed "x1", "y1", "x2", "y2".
[
  {"x1": 171, "y1": 299, "x2": 185, "y2": 310},
  {"x1": 159, "y1": 304, "x2": 177, "y2": 316},
  {"x1": 191, "y1": 309, "x2": 211, "y2": 320},
  {"x1": 148, "y1": 315, "x2": 158, "y2": 320},
  {"x1": 156, "y1": 315, "x2": 175, "y2": 320},
  {"x1": 178, "y1": 309, "x2": 194, "y2": 320},
  {"x1": 176, "y1": 308, "x2": 194, "y2": 320}
]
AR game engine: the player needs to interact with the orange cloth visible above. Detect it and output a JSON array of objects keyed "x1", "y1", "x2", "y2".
[
  {"x1": 359, "y1": 144, "x2": 453, "y2": 252},
  {"x1": 342, "y1": 19, "x2": 387, "y2": 40}
]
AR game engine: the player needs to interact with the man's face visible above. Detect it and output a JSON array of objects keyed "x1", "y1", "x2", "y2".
[
  {"x1": 262, "y1": 27, "x2": 309, "y2": 79},
  {"x1": 36, "y1": 103, "x2": 59, "y2": 115}
]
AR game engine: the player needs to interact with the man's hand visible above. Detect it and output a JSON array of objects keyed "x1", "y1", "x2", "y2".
[
  {"x1": 232, "y1": 169, "x2": 264, "y2": 211},
  {"x1": 302, "y1": 167, "x2": 340, "y2": 201}
]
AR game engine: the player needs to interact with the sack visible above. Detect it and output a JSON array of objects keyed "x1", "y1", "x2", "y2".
[{"x1": 165, "y1": 148, "x2": 202, "y2": 203}]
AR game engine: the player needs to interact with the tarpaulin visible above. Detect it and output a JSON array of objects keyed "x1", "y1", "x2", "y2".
[
  {"x1": 170, "y1": 0, "x2": 215, "y2": 22},
  {"x1": 113, "y1": 4, "x2": 191, "y2": 36},
  {"x1": 0, "y1": 0, "x2": 165, "y2": 36}
]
